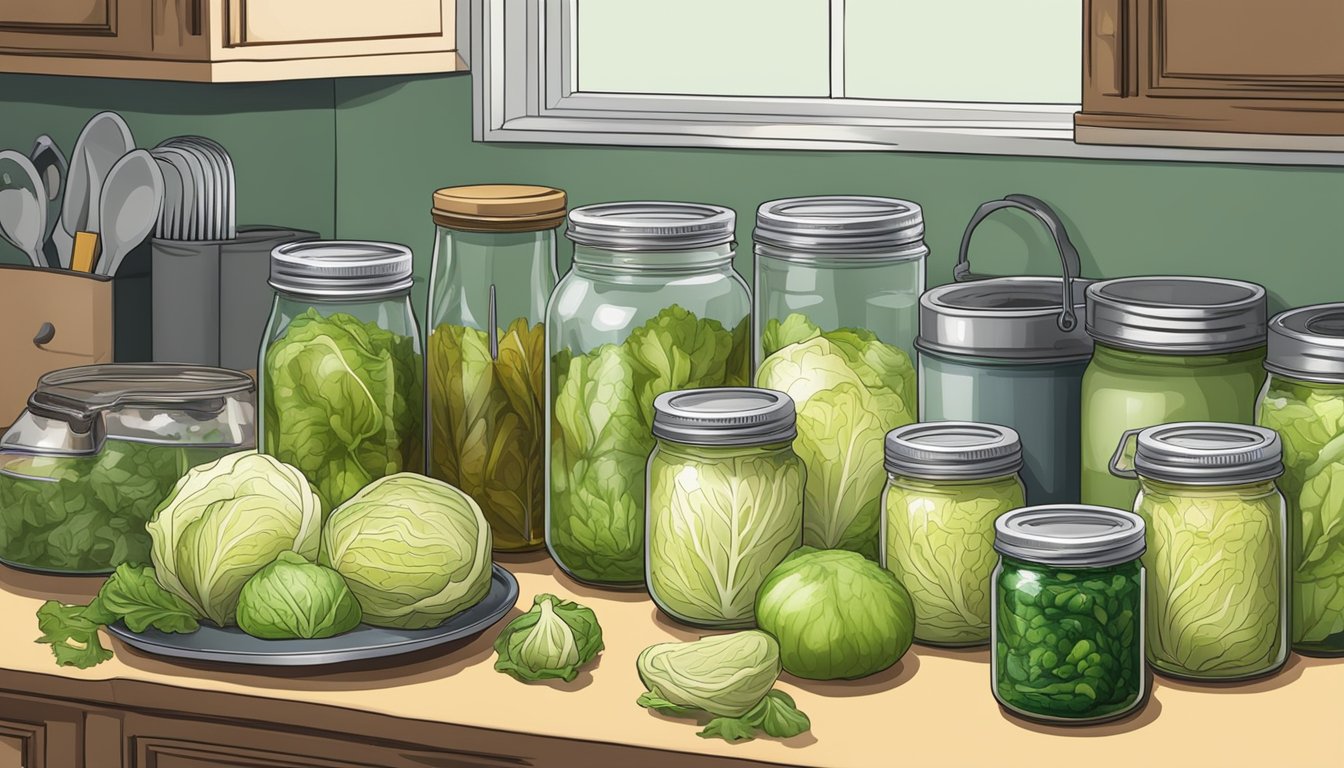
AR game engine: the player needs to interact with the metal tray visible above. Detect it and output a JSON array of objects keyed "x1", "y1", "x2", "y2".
[{"x1": 106, "y1": 564, "x2": 518, "y2": 667}]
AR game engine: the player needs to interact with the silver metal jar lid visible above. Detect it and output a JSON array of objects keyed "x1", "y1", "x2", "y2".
[
  {"x1": 652, "y1": 388, "x2": 796, "y2": 447},
  {"x1": 995, "y1": 505, "x2": 1146, "y2": 568},
  {"x1": 270, "y1": 240, "x2": 414, "y2": 298},
  {"x1": 1265, "y1": 303, "x2": 1344, "y2": 383},
  {"x1": 1120, "y1": 422, "x2": 1283, "y2": 485},
  {"x1": 566, "y1": 202, "x2": 736, "y2": 251},
  {"x1": 1085, "y1": 276, "x2": 1267, "y2": 354},
  {"x1": 753, "y1": 196, "x2": 927, "y2": 258},
  {"x1": 884, "y1": 421, "x2": 1023, "y2": 480},
  {"x1": 918, "y1": 277, "x2": 1094, "y2": 360}
]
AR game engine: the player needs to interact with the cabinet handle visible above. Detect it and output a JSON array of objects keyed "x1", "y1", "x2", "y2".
[
  {"x1": 189, "y1": 0, "x2": 203, "y2": 37},
  {"x1": 1092, "y1": 0, "x2": 1127, "y2": 97},
  {"x1": 33, "y1": 322, "x2": 56, "y2": 347}
]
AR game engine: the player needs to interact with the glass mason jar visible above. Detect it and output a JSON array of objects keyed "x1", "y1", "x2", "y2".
[
  {"x1": 1111, "y1": 422, "x2": 1288, "y2": 680},
  {"x1": 646, "y1": 388, "x2": 804, "y2": 628},
  {"x1": 1081, "y1": 277, "x2": 1267, "y2": 510},
  {"x1": 1256, "y1": 303, "x2": 1344, "y2": 656},
  {"x1": 881, "y1": 422, "x2": 1026, "y2": 646},
  {"x1": 754, "y1": 197, "x2": 926, "y2": 561},
  {"x1": 260, "y1": 241, "x2": 424, "y2": 513},
  {"x1": 547, "y1": 202, "x2": 751, "y2": 588},
  {"x1": 0, "y1": 364, "x2": 254, "y2": 574},
  {"x1": 992, "y1": 505, "x2": 1148, "y2": 724},
  {"x1": 426, "y1": 185, "x2": 565, "y2": 552}
]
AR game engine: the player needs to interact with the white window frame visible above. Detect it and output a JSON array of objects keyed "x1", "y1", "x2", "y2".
[{"x1": 472, "y1": 0, "x2": 1344, "y2": 166}]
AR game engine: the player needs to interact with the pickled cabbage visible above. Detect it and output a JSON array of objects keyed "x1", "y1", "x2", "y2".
[{"x1": 884, "y1": 476, "x2": 1024, "y2": 645}]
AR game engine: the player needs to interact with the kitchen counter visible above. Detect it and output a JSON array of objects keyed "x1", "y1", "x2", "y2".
[{"x1": 0, "y1": 552, "x2": 1338, "y2": 768}]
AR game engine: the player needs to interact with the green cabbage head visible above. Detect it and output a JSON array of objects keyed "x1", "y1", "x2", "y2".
[
  {"x1": 636, "y1": 630, "x2": 781, "y2": 718},
  {"x1": 756, "y1": 315, "x2": 916, "y2": 560},
  {"x1": 146, "y1": 451, "x2": 322, "y2": 627},
  {"x1": 236, "y1": 551, "x2": 362, "y2": 640},
  {"x1": 320, "y1": 474, "x2": 492, "y2": 629},
  {"x1": 756, "y1": 546, "x2": 915, "y2": 680}
]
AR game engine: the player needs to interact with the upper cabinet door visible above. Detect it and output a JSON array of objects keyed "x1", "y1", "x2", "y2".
[
  {"x1": 219, "y1": 0, "x2": 453, "y2": 60},
  {"x1": 0, "y1": 0, "x2": 150, "y2": 56}
]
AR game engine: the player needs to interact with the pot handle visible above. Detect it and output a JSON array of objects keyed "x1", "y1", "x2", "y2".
[
  {"x1": 1108, "y1": 428, "x2": 1144, "y2": 480},
  {"x1": 954, "y1": 193, "x2": 1082, "y2": 332}
]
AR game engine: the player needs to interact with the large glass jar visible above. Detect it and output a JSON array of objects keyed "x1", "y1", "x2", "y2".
[
  {"x1": 427, "y1": 185, "x2": 564, "y2": 552},
  {"x1": 754, "y1": 197, "x2": 926, "y2": 560},
  {"x1": 646, "y1": 388, "x2": 803, "y2": 628},
  {"x1": 1256, "y1": 303, "x2": 1344, "y2": 656},
  {"x1": 992, "y1": 505, "x2": 1148, "y2": 724},
  {"x1": 0, "y1": 364, "x2": 254, "y2": 574},
  {"x1": 1081, "y1": 277, "x2": 1267, "y2": 510},
  {"x1": 260, "y1": 241, "x2": 423, "y2": 513},
  {"x1": 547, "y1": 202, "x2": 751, "y2": 587},
  {"x1": 882, "y1": 422, "x2": 1026, "y2": 647},
  {"x1": 1111, "y1": 422, "x2": 1288, "y2": 680}
]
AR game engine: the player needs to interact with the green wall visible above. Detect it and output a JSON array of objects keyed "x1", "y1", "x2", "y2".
[{"x1": 3, "y1": 71, "x2": 1341, "y2": 316}]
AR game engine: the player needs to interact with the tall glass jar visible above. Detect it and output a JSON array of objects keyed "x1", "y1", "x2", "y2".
[
  {"x1": 1081, "y1": 277, "x2": 1267, "y2": 510},
  {"x1": 646, "y1": 388, "x2": 803, "y2": 628},
  {"x1": 427, "y1": 185, "x2": 564, "y2": 552},
  {"x1": 547, "y1": 202, "x2": 751, "y2": 588},
  {"x1": 882, "y1": 422, "x2": 1026, "y2": 647},
  {"x1": 1111, "y1": 422, "x2": 1288, "y2": 681},
  {"x1": 992, "y1": 505, "x2": 1148, "y2": 724},
  {"x1": 1256, "y1": 303, "x2": 1344, "y2": 657},
  {"x1": 260, "y1": 241, "x2": 423, "y2": 514},
  {"x1": 754, "y1": 197, "x2": 926, "y2": 560}
]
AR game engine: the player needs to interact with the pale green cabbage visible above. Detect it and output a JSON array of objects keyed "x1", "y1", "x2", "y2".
[
  {"x1": 647, "y1": 444, "x2": 803, "y2": 626},
  {"x1": 1258, "y1": 378, "x2": 1344, "y2": 648},
  {"x1": 146, "y1": 452, "x2": 322, "y2": 626},
  {"x1": 320, "y1": 473, "x2": 492, "y2": 629},
  {"x1": 493, "y1": 594, "x2": 604, "y2": 683},
  {"x1": 1140, "y1": 485, "x2": 1285, "y2": 677},
  {"x1": 883, "y1": 476, "x2": 1024, "y2": 645},
  {"x1": 756, "y1": 315, "x2": 916, "y2": 560},
  {"x1": 636, "y1": 631, "x2": 781, "y2": 717}
]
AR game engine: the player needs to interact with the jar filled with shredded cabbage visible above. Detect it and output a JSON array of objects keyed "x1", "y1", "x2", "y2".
[
  {"x1": 1112, "y1": 422, "x2": 1288, "y2": 680},
  {"x1": 882, "y1": 422, "x2": 1025, "y2": 646}
]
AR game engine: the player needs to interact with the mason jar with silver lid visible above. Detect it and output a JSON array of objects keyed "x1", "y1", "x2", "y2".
[
  {"x1": 754, "y1": 196, "x2": 926, "y2": 561},
  {"x1": 881, "y1": 421, "x2": 1026, "y2": 646},
  {"x1": 919, "y1": 195, "x2": 1093, "y2": 505},
  {"x1": 260, "y1": 240, "x2": 423, "y2": 512},
  {"x1": 992, "y1": 505, "x2": 1149, "y2": 723},
  {"x1": 1109, "y1": 422, "x2": 1288, "y2": 681},
  {"x1": 547, "y1": 202, "x2": 751, "y2": 588},
  {"x1": 1256, "y1": 303, "x2": 1344, "y2": 657},
  {"x1": 645, "y1": 387, "x2": 803, "y2": 628},
  {"x1": 0, "y1": 364, "x2": 255, "y2": 574},
  {"x1": 1080, "y1": 276, "x2": 1267, "y2": 510}
]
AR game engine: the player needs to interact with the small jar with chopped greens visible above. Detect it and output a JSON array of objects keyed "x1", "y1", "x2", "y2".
[
  {"x1": 547, "y1": 202, "x2": 751, "y2": 588},
  {"x1": 426, "y1": 185, "x2": 565, "y2": 552},
  {"x1": 260, "y1": 241, "x2": 423, "y2": 513},
  {"x1": 992, "y1": 505, "x2": 1148, "y2": 724},
  {"x1": 1111, "y1": 422, "x2": 1288, "y2": 681},
  {"x1": 647, "y1": 388, "x2": 804, "y2": 628},
  {"x1": 882, "y1": 422, "x2": 1026, "y2": 647}
]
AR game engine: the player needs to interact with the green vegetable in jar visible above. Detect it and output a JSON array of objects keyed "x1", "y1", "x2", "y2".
[
  {"x1": 493, "y1": 593, "x2": 603, "y2": 683},
  {"x1": 235, "y1": 551, "x2": 362, "y2": 640},
  {"x1": 994, "y1": 559, "x2": 1144, "y2": 719}
]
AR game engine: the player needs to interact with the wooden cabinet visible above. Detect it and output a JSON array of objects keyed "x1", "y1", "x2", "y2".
[
  {"x1": 0, "y1": 0, "x2": 462, "y2": 82},
  {"x1": 1077, "y1": 0, "x2": 1344, "y2": 150}
]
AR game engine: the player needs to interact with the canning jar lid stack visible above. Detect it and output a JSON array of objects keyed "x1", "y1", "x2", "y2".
[
  {"x1": 884, "y1": 421, "x2": 1023, "y2": 480},
  {"x1": 269, "y1": 240, "x2": 414, "y2": 299},
  {"x1": 1085, "y1": 276, "x2": 1267, "y2": 354},
  {"x1": 566, "y1": 202, "x2": 735, "y2": 252},
  {"x1": 1265, "y1": 302, "x2": 1344, "y2": 383},
  {"x1": 431, "y1": 184, "x2": 567, "y2": 233},
  {"x1": 754, "y1": 196, "x2": 928, "y2": 259},
  {"x1": 651, "y1": 388, "x2": 796, "y2": 447},
  {"x1": 995, "y1": 505, "x2": 1147, "y2": 568},
  {"x1": 1132, "y1": 422, "x2": 1283, "y2": 485}
]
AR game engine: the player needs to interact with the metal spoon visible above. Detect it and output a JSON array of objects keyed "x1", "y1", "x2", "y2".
[
  {"x1": 95, "y1": 150, "x2": 164, "y2": 276},
  {"x1": 60, "y1": 111, "x2": 134, "y2": 268},
  {"x1": 29, "y1": 135, "x2": 66, "y2": 267},
  {"x1": 0, "y1": 149, "x2": 48, "y2": 268}
]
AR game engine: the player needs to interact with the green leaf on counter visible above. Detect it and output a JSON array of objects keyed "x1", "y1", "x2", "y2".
[
  {"x1": 698, "y1": 715, "x2": 758, "y2": 743},
  {"x1": 35, "y1": 601, "x2": 112, "y2": 669},
  {"x1": 636, "y1": 691, "x2": 699, "y2": 717},
  {"x1": 754, "y1": 691, "x2": 811, "y2": 739}
]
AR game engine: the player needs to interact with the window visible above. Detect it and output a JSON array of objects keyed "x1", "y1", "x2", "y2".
[{"x1": 474, "y1": 0, "x2": 1344, "y2": 164}]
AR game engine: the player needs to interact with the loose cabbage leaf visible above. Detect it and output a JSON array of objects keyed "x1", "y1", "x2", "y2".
[
  {"x1": 429, "y1": 318, "x2": 546, "y2": 550},
  {"x1": 493, "y1": 593, "x2": 603, "y2": 683}
]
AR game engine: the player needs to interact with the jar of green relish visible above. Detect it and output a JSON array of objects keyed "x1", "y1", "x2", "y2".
[{"x1": 992, "y1": 505, "x2": 1148, "y2": 724}]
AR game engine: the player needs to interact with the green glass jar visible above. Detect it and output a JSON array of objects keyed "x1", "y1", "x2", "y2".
[
  {"x1": 547, "y1": 202, "x2": 751, "y2": 588},
  {"x1": 754, "y1": 197, "x2": 926, "y2": 561},
  {"x1": 260, "y1": 241, "x2": 424, "y2": 513},
  {"x1": 1081, "y1": 277, "x2": 1267, "y2": 510},
  {"x1": 1255, "y1": 303, "x2": 1344, "y2": 657},
  {"x1": 646, "y1": 388, "x2": 804, "y2": 628},
  {"x1": 1112, "y1": 423, "x2": 1288, "y2": 681},
  {"x1": 881, "y1": 422, "x2": 1026, "y2": 646},
  {"x1": 992, "y1": 506, "x2": 1148, "y2": 724}
]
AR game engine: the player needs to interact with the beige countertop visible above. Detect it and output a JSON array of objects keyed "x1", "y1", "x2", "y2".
[{"x1": 1, "y1": 552, "x2": 1339, "y2": 768}]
